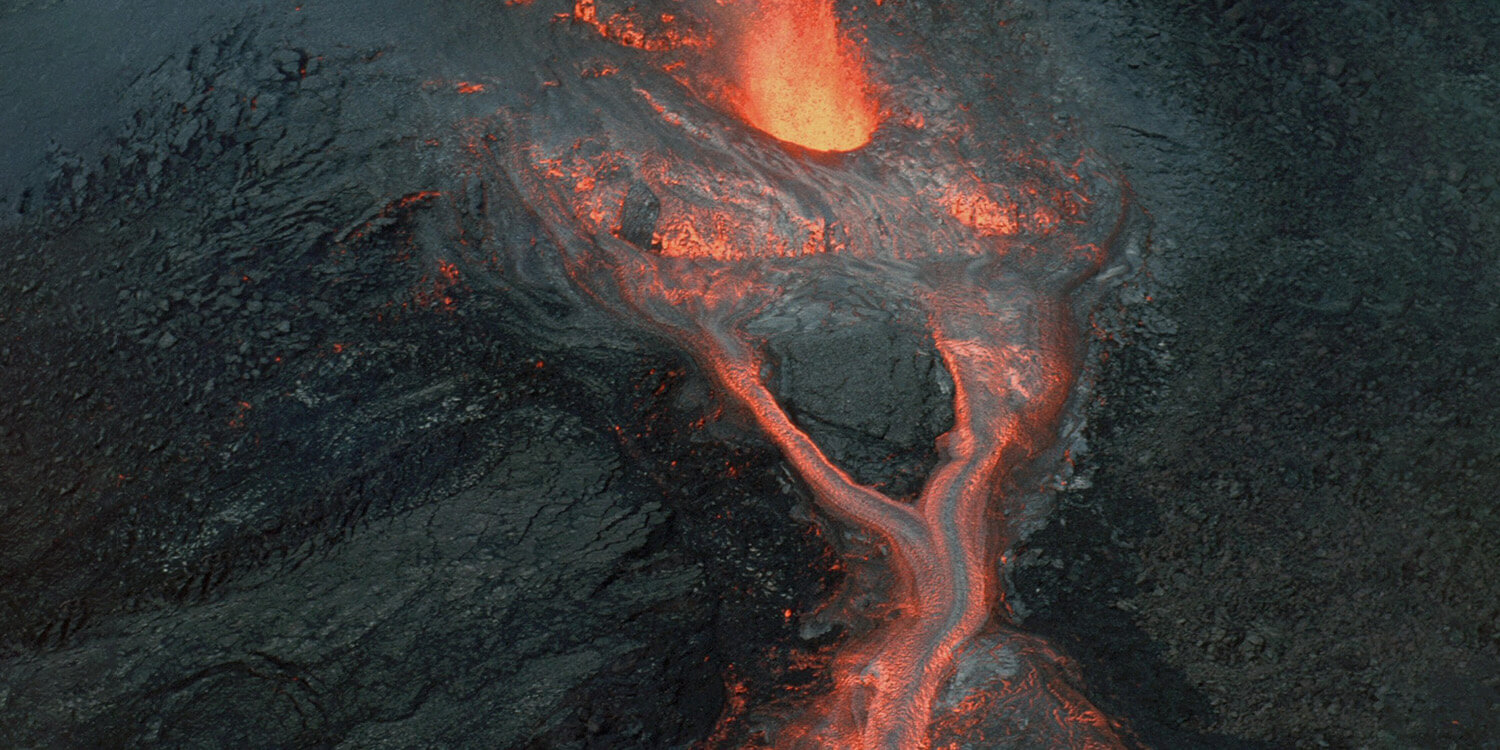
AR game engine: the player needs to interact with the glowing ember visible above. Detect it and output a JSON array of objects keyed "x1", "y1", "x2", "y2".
[{"x1": 727, "y1": 0, "x2": 879, "y2": 152}]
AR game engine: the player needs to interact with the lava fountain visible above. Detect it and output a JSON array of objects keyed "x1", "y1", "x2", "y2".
[
  {"x1": 722, "y1": 0, "x2": 880, "y2": 152},
  {"x1": 482, "y1": 1, "x2": 1143, "y2": 746}
]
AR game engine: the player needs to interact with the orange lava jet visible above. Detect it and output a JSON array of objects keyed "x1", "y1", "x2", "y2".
[
  {"x1": 725, "y1": 0, "x2": 879, "y2": 152},
  {"x1": 487, "y1": 1, "x2": 1141, "y2": 747}
]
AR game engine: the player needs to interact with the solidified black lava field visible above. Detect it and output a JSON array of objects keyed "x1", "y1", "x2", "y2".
[{"x1": 2, "y1": 1, "x2": 1496, "y2": 748}]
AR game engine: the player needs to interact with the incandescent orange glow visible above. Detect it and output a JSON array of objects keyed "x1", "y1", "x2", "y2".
[
  {"x1": 492, "y1": 0, "x2": 1140, "y2": 743},
  {"x1": 941, "y1": 186, "x2": 1021, "y2": 236},
  {"x1": 729, "y1": 0, "x2": 879, "y2": 152}
]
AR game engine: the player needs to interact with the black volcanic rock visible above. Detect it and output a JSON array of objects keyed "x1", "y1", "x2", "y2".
[
  {"x1": 768, "y1": 320, "x2": 953, "y2": 499},
  {"x1": 0, "y1": 9, "x2": 782, "y2": 748},
  {"x1": 618, "y1": 181, "x2": 662, "y2": 251}
]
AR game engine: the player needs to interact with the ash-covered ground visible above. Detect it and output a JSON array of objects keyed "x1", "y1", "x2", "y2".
[{"x1": 1, "y1": 1, "x2": 1496, "y2": 748}]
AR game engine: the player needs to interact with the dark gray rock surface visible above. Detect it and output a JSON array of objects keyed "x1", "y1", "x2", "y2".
[
  {"x1": 1009, "y1": 2, "x2": 1500, "y2": 748},
  {"x1": 767, "y1": 319, "x2": 953, "y2": 500},
  {"x1": 0, "y1": 5, "x2": 823, "y2": 747}
]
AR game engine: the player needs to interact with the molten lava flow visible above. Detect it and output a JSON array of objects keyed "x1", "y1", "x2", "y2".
[
  {"x1": 727, "y1": 0, "x2": 879, "y2": 152},
  {"x1": 718, "y1": 296, "x2": 1045, "y2": 749},
  {"x1": 568, "y1": 248, "x2": 1116, "y2": 749},
  {"x1": 489, "y1": 1, "x2": 1140, "y2": 746}
]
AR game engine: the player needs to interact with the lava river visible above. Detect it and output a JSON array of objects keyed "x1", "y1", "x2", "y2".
[{"x1": 477, "y1": 1, "x2": 1143, "y2": 747}]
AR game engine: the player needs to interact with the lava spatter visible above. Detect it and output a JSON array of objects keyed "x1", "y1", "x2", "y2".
[{"x1": 487, "y1": 1, "x2": 1141, "y2": 747}]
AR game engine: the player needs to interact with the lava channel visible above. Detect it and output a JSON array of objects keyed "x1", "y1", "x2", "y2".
[{"x1": 483, "y1": 1, "x2": 1144, "y2": 747}]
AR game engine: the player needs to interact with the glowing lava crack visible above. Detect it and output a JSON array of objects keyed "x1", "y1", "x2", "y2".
[{"x1": 485, "y1": 1, "x2": 1143, "y2": 747}]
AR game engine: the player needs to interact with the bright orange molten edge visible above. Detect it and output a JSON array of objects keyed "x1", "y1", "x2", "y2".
[{"x1": 730, "y1": 0, "x2": 878, "y2": 152}]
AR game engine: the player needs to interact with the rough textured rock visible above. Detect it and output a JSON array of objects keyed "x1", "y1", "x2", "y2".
[
  {"x1": 768, "y1": 319, "x2": 954, "y2": 499},
  {"x1": 0, "y1": 6, "x2": 823, "y2": 747},
  {"x1": 1008, "y1": 2, "x2": 1500, "y2": 748}
]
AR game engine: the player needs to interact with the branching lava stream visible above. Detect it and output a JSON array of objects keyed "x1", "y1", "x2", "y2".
[{"x1": 484, "y1": 1, "x2": 1145, "y2": 746}]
